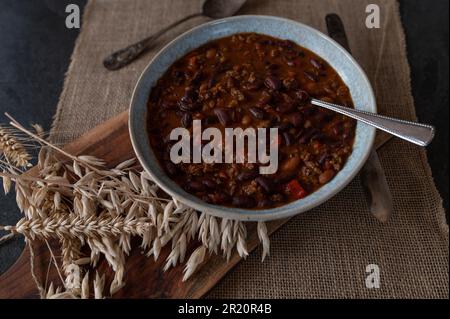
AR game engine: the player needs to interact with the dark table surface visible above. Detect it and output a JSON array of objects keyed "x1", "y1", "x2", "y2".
[{"x1": 0, "y1": 0, "x2": 448, "y2": 276}]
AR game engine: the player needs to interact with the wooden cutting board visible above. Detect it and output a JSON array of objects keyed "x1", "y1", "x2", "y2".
[
  {"x1": 0, "y1": 110, "x2": 391, "y2": 298},
  {"x1": 0, "y1": 111, "x2": 289, "y2": 299}
]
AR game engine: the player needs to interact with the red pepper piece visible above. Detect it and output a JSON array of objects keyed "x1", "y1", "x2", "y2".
[{"x1": 285, "y1": 179, "x2": 308, "y2": 200}]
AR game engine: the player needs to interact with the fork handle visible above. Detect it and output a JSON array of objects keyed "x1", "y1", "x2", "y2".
[{"x1": 103, "y1": 13, "x2": 202, "y2": 70}]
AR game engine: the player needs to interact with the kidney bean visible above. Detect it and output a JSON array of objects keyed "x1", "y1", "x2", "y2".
[
  {"x1": 186, "y1": 180, "x2": 204, "y2": 192},
  {"x1": 232, "y1": 195, "x2": 256, "y2": 208},
  {"x1": 211, "y1": 191, "x2": 231, "y2": 204},
  {"x1": 274, "y1": 171, "x2": 297, "y2": 184},
  {"x1": 323, "y1": 160, "x2": 334, "y2": 171},
  {"x1": 243, "y1": 81, "x2": 262, "y2": 91},
  {"x1": 274, "y1": 122, "x2": 293, "y2": 132},
  {"x1": 306, "y1": 82, "x2": 324, "y2": 95},
  {"x1": 189, "y1": 71, "x2": 203, "y2": 85},
  {"x1": 290, "y1": 49, "x2": 303, "y2": 57},
  {"x1": 276, "y1": 102, "x2": 295, "y2": 113},
  {"x1": 202, "y1": 178, "x2": 217, "y2": 189},
  {"x1": 318, "y1": 153, "x2": 330, "y2": 166},
  {"x1": 304, "y1": 71, "x2": 318, "y2": 82},
  {"x1": 299, "y1": 128, "x2": 317, "y2": 144},
  {"x1": 270, "y1": 49, "x2": 280, "y2": 58},
  {"x1": 332, "y1": 122, "x2": 344, "y2": 136},
  {"x1": 300, "y1": 106, "x2": 316, "y2": 116},
  {"x1": 295, "y1": 90, "x2": 311, "y2": 103},
  {"x1": 265, "y1": 63, "x2": 279, "y2": 73},
  {"x1": 216, "y1": 61, "x2": 231, "y2": 74},
  {"x1": 286, "y1": 60, "x2": 296, "y2": 67},
  {"x1": 258, "y1": 91, "x2": 272, "y2": 106},
  {"x1": 282, "y1": 92, "x2": 294, "y2": 103},
  {"x1": 319, "y1": 169, "x2": 335, "y2": 184},
  {"x1": 342, "y1": 131, "x2": 351, "y2": 140},
  {"x1": 282, "y1": 132, "x2": 294, "y2": 146},
  {"x1": 288, "y1": 112, "x2": 303, "y2": 127},
  {"x1": 310, "y1": 58, "x2": 324, "y2": 70},
  {"x1": 279, "y1": 39, "x2": 295, "y2": 49},
  {"x1": 228, "y1": 108, "x2": 237, "y2": 122},
  {"x1": 330, "y1": 140, "x2": 344, "y2": 149},
  {"x1": 249, "y1": 107, "x2": 266, "y2": 119},
  {"x1": 214, "y1": 108, "x2": 232, "y2": 126},
  {"x1": 206, "y1": 70, "x2": 218, "y2": 89},
  {"x1": 278, "y1": 101, "x2": 295, "y2": 113},
  {"x1": 314, "y1": 112, "x2": 331, "y2": 124},
  {"x1": 283, "y1": 77, "x2": 299, "y2": 90},
  {"x1": 179, "y1": 90, "x2": 198, "y2": 112},
  {"x1": 237, "y1": 171, "x2": 259, "y2": 182},
  {"x1": 181, "y1": 112, "x2": 192, "y2": 128},
  {"x1": 202, "y1": 194, "x2": 213, "y2": 203},
  {"x1": 264, "y1": 75, "x2": 282, "y2": 90},
  {"x1": 280, "y1": 156, "x2": 300, "y2": 173},
  {"x1": 255, "y1": 176, "x2": 276, "y2": 193},
  {"x1": 312, "y1": 131, "x2": 329, "y2": 143},
  {"x1": 257, "y1": 198, "x2": 273, "y2": 208}
]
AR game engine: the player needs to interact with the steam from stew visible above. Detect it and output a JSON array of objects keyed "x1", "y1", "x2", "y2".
[{"x1": 147, "y1": 33, "x2": 356, "y2": 209}]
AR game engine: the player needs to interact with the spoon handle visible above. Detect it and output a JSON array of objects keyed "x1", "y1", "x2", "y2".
[
  {"x1": 311, "y1": 98, "x2": 435, "y2": 146},
  {"x1": 103, "y1": 13, "x2": 203, "y2": 70}
]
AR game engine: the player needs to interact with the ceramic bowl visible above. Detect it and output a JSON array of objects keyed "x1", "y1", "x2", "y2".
[{"x1": 129, "y1": 15, "x2": 376, "y2": 221}]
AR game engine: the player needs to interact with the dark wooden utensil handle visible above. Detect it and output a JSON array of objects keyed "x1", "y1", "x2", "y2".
[
  {"x1": 326, "y1": 14, "x2": 352, "y2": 52},
  {"x1": 326, "y1": 13, "x2": 393, "y2": 223}
]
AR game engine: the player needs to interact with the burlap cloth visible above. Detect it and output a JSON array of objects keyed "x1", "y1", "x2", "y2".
[{"x1": 50, "y1": 0, "x2": 448, "y2": 298}]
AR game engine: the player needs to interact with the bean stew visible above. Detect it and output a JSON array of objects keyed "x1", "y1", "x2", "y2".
[{"x1": 147, "y1": 33, "x2": 356, "y2": 209}]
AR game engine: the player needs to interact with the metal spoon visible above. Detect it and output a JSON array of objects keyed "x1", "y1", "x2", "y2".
[
  {"x1": 103, "y1": 0, "x2": 247, "y2": 70},
  {"x1": 311, "y1": 98, "x2": 435, "y2": 146}
]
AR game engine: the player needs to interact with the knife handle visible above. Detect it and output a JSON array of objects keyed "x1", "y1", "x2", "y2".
[
  {"x1": 325, "y1": 13, "x2": 393, "y2": 223},
  {"x1": 326, "y1": 14, "x2": 352, "y2": 52}
]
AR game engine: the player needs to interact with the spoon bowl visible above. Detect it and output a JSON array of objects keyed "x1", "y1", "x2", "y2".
[{"x1": 203, "y1": 0, "x2": 247, "y2": 19}]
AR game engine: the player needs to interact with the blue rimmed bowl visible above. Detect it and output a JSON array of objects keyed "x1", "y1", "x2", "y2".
[{"x1": 129, "y1": 15, "x2": 376, "y2": 221}]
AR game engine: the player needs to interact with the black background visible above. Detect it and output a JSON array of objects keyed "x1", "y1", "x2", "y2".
[{"x1": 0, "y1": 0, "x2": 448, "y2": 275}]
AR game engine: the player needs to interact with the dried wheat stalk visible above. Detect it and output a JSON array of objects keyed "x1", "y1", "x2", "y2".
[
  {"x1": 0, "y1": 115, "x2": 271, "y2": 299},
  {"x1": 0, "y1": 125, "x2": 32, "y2": 168}
]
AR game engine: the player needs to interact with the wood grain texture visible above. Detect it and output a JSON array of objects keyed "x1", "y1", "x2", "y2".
[
  {"x1": 0, "y1": 111, "x2": 392, "y2": 298},
  {"x1": 0, "y1": 111, "x2": 288, "y2": 299}
]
